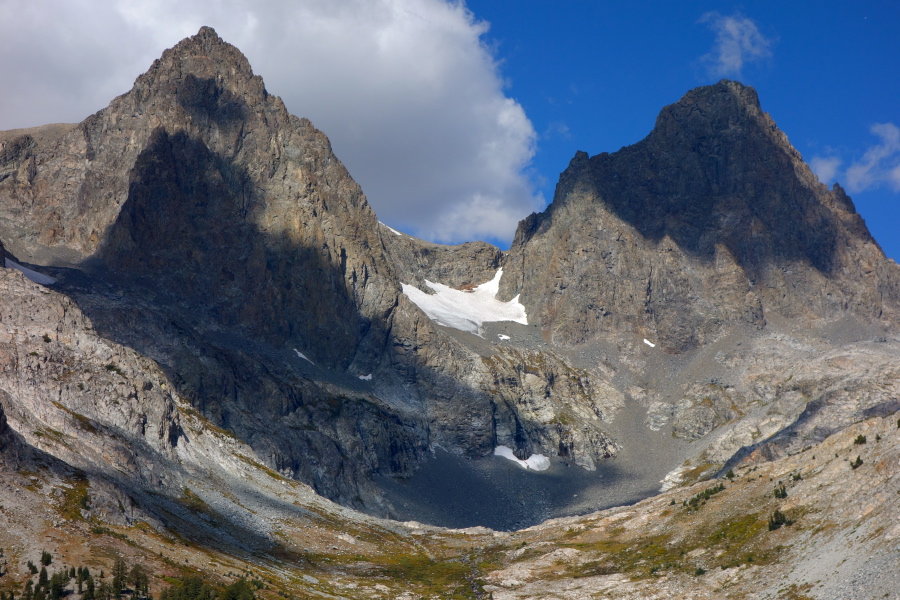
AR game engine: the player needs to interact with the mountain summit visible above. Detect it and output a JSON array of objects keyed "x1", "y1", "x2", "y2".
[{"x1": 500, "y1": 80, "x2": 900, "y2": 352}]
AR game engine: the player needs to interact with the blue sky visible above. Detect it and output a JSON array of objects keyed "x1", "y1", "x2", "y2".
[
  {"x1": 465, "y1": 1, "x2": 900, "y2": 258},
  {"x1": 1, "y1": 1, "x2": 898, "y2": 259}
]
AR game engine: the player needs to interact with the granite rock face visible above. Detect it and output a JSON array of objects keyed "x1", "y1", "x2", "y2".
[
  {"x1": 500, "y1": 80, "x2": 900, "y2": 352},
  {"x1": 0, "y1": 28, "x2": 619, "y2": 511}
]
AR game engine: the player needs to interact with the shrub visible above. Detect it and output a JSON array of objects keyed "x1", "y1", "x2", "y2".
[
  {"x1": 791, "y1": 472, "x2": 802, "y2": 481},
  {"x1": 768, "y1": 509, "x2": 793, "y2": 530},
  {"x1": 694, "y1": 567, "x2": 706, "y2": 576},
  {"x1": 725, "y1": 469, "x2": 735, "y2": 479},
  {"x1": 774, "y1": 485, "x2": 787, "y2": 499},
  {"x1": 851, "y1": 455, "x2": 863, "y2": 469},
  {"x1": 854, "y1": 434, "x2": 866, "y2": 445}
]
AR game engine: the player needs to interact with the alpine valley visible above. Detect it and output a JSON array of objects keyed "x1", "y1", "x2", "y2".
[{"x1": 1, "y1": 28, "x2": 898, "y2": 599}]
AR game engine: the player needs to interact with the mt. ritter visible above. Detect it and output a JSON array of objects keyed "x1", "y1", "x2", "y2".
[{"x1": 1, "y1": 27, "x2": 898, "y2": 599}]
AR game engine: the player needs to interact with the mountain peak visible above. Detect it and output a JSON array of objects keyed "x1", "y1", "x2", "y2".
[
  {"x1": 133, "y1": 25, "x2": 262, "y2": 102},
  {"x1": 652, "y1": 79, "x2": 766, "y2": 142}
]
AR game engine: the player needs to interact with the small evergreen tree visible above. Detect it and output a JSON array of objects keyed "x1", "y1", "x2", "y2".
[
  {"x1": 129, "y1": 565, "x2": 149, "y2": 599},
  {"x1": 84, "y1": 576, "x2": 95, "y2": 600},
  {"x1": 774, "y1": 485, "x2": 787, "y2": 499},
  {"x1": 854, "y1": 434, "x2": 866, "y2": 445},
  {"x1": 40, "y1": 552, "x2": 52, "y2": 567},
  {"x1": 22, "y1": 579, "x2": 34, "y2": 600},
  {"x1": 38, "y1": 567, "x2": 49, "y2": 589},
  {"x1": 49, "y1": 573, "x2": 63, "y2": 600},
  {"x1": 768, "y1": 509, "x2": 793, "y2": 530},
  {"x1": 851, "y1": 455, "x2": 863, "y2": 469},
  {"x1": 112, "y1": 558, "x2": 129, "y2": 599}
]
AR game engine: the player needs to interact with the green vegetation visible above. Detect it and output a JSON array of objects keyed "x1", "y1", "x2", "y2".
[
  {"x1": 774, "y1": 485, "x2": 787, "y2": 499},
  {"x1": 42, "y1": 335, "x2": 52, "y2": 343},
  {"x1": 105, "y1": 364, "x2": 124, "y2": 376},
  {"x1": 851, "y1": 455, "x2": 863, "y2": 469},
  {"x1": 683, "y1": 482, "x2": 726, "y2": 510},
  {"x1": 58, "y1": 475, "x2": 91, "y2": 520},
  {"x1": 725, "y1": 469, "x2": 735, "y2": 479},
  {"x1": 768, "y1": 510, "x2": 794, "y2": 531},
  {"x1": 854, "y1": 434, "x2": 866, "y2": 445},
  {"x1": 160, "y1": 576, "x2": 256, "y2": 600}
]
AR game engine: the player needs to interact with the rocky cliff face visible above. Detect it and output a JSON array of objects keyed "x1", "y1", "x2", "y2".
[
  {"x1": 0, "y1": 28, "x2": 621, "y2": 511},
  {"x1": 500, "y1": 80, "x2": 900, "y2": 352}
]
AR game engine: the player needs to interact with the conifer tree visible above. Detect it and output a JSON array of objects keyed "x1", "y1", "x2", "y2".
[
  {"x1": 84, "y1": 576, "x2": 95, "y2": 600},
  {"x1": 112, "y1": 558, "x2": 128, "y2": 599},
  {"x1": 22, "y1": 579, "x2": 34, "y2": 600}
]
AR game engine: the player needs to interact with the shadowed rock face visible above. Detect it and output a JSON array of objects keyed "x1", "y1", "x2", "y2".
[
  {"x1": 500, "y1": 80, "x2": 900, "y2": 352},
  {"x1": 0, "y1": 28, "x2": 622, "y2": 511}
]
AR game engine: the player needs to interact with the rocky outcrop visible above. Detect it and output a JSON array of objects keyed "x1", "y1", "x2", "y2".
[
  {"x1": 380, "y1": 227, "x2": 502, "y2": 290},
  {"x1": 500, "y1": 80, "x2": 900, "y2": 352}
]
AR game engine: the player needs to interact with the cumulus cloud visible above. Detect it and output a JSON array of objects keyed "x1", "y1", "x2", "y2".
[
  {"x1": 0, "y1": 0, "x2": 541, "y2": 245},
  {"x1": 698, "y1": 12, "x2": 774, "y2": 78},
  {"x1": 845, "y1": 123, "x2": 900, "y2": 193},
  {"x1": 809, "y1": 155, "x2": 843, "y2": 184}
]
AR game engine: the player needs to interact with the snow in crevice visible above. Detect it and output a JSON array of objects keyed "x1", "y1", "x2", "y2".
[
  {"x1": 643, "y1": 339, "x2": 656, "y2": 348},
  {"x1": 358, "y1": 373, "x2": 373, "y2": 381},
  {"x1": 494, "y1": 446, "x2": 551, "y2": 471},
  {"x1": 293, "y1": 349, "x2": 313, "y2": 364},
  {"x1": 400, "y1": 269, "x2": 527, "y2": 336},
  {"x1": 4, "y1": 258, "x2": 56, "y2": 285},
  {"x1": 379, "y1": 222, "x2": 403, "y2": 236}
]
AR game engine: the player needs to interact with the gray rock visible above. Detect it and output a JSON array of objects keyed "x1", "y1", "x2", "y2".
[{"x1": 500, "y1": 80, "x2": 900, "y2": 352}]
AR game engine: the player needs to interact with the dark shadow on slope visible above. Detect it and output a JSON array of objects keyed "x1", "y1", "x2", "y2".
[
  {"x1": 525, "y1": 83, "x2": 846, "y2": 280},
  {"x1": 376, "y1": 449, "x2": 659, "y2": 531},
  {"x1": 51, "y1": 121, "x2": 663, "y2": 531}
]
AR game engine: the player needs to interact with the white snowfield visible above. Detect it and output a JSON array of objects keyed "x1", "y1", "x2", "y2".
[
  {"x1": 643, "y1": 339, "x2": 656, "y2": 348},
  {"x1": 358, "y1": 373, "x2": 373, "y2": 381},
  {"x1": 4, "y1": 258, "x2": 56, "y2": 285},
  {"x1": 494, "y1": 445, "x2": 551, "y2": 471},
  {"x1": 400, "y1": 269, "x2": 527, "y2": 335}
]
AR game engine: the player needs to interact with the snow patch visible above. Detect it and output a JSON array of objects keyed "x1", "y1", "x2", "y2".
[
  {"x1": 4, "y1": 258, "x2": 56, "y2": 285},
  {"x1": 401, "y1": 269, "x2": 527, "y2": 335},
  {"x1": 358, "y1": 373, "x2": 373, "y2": 381},
  {"x1": 293, "y1": 349, "x2": 313, "y2": 364},
  {"x1": 494, "y1": 445, "x2": 551, "y2": 471},
  {"x1": 497, "y1": 334, "x2": 510, "y2": 341},
  {"x1": 643, "y1": 339, "x2": 656, "y2": 348},
  {"x1": 380, "y1": 222, "x2": 402, "y2": 236}
]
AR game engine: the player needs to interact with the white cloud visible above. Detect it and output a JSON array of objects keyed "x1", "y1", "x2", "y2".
[
  {"x1": 845, "y1": 123, "x2": 900, "y2": 193},
  {"x1": 698, "y1": 12, "x2": 774, "y2": 78},
  {"x1": 809, "y1": 155, "x2": 843, "y2": 184},
  {"x1": 0, "y1": 0, "x2": 540, "y2": 245}
]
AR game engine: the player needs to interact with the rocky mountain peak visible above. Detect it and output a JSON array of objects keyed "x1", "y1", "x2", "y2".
[
  {"x1": 135, "y1": 26, "x2": 262, "y2": 100},
  {"x1": 654, "y1": 79, "x2": 763, "y2": 129},
  {"x1": 501, "y1": 81, "x2": 900, "y2": 351}
]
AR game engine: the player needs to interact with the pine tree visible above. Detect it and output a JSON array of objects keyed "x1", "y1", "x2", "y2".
[
  {"x1": 38, "y1": 567, "x2": 49, "y2": 589},
  {"x1": 84, "y1": 576, "x2": 96, "y2": 600},
  {"x1": 50, "y1": 573, "x2": 63, "y2": 600},
  {"x1": 40, "y1": 552, "x2": 52, "y2": 567},
  {"x1": 112, "y1": 558, "x2": 128, "y2": 599},
  {"x1": 129, "y1": 565, "x2": 148, "y2": 599},
  {"x1": 22, "y1": 579, "x2": 34, "y2": 600}
]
